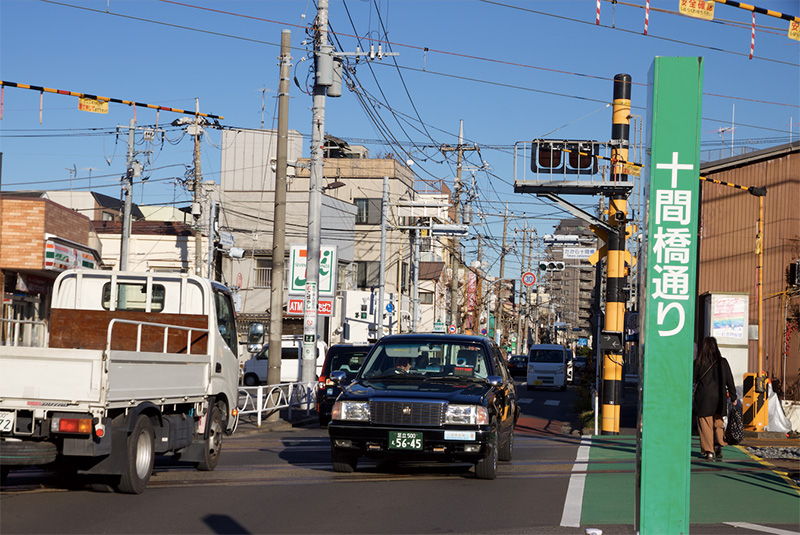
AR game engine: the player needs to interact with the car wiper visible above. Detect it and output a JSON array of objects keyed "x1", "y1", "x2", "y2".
[{"x1": 424, "y1": 375, "x2": 480, "y2": 382}]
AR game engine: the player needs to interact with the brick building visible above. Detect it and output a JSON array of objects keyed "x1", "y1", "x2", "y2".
[{"x1": 0, "y1": 195, "x2": 101, "y2": 344}]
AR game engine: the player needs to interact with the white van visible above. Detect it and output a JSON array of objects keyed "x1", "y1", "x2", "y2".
[
  {"x1": 243, "y1": 337, "x2": 327, "y2": 385},
  {"x1": 527, "y1": 344, "x2": 569, "y2": 391}
]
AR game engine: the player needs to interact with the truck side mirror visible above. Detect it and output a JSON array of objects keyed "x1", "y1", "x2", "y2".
[{"x1": 247, "y1": 323, "x2": 265, "y2": 353}]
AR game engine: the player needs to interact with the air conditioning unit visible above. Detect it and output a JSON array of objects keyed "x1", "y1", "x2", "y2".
[{"x1": 788, "y1": 259, "x2": 800, "y2": 287}]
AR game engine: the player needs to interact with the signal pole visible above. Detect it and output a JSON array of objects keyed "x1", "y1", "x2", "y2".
[
  {"x1": 601, "y1": 73, "x2": 632, "y2": 435},
  {"x1": 120, "y1": 118, "x2": 136, "y2": 271}
]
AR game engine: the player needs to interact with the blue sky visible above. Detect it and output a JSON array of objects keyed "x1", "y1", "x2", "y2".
[{"x1": 1, "y1": 0, "x2": 798, "y2": 278}]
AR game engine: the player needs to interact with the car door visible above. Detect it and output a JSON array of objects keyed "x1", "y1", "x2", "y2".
[{"x1": 490, "y1": 343, "x2": 517, "y2": 438}]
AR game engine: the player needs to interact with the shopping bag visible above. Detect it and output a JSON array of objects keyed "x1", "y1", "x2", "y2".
[{"x1": 726, "y1": 403, "x2": 744, "y2": 445}]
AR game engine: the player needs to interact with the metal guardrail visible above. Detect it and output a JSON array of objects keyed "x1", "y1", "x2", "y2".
[
  {"x1": 0, "y1": 318, "x2": 49, "y2": 347},
  {"x1": 237, "y1": 382, "x2": 317, "y2": 428}
]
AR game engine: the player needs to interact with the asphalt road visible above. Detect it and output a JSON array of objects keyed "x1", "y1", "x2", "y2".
[{"x1": 1, "y1": 382, "x2": 597, "y2": 534}]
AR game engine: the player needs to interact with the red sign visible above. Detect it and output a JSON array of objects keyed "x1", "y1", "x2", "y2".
[{"x1": 288, "y1": 298, "x2": 334, "y2": 316}]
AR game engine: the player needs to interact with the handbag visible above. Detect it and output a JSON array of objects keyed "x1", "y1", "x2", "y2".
[
  {"x1": 726, "y1": 403, "x2": 744, "y2": 445},
  {"x1": 692, "y1": 364, "x2": 713, "y2": 410}
]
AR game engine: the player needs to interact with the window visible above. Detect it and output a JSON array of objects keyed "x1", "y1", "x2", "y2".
[
  {"x1": 214, "y1": 290, "x2": 238, "y2": 356},
  {"x1": 254, "y1": 258, "x2": 272, "y2": 288},
  {"x1": 357, "y1": 261, "x2": 381, "y2": 289},
  {"x1": 354, "y1": 198, "x2": 381, "y2": 225},
  {"x1": 102, "y1": 283, "x2": 165, "y2": 312},
  {"x1": 419, "y1": 291, "x2": 434, "y2": 305},
  {"x1": 101, "y1": 211, "x2": 115, "y2": 221}
]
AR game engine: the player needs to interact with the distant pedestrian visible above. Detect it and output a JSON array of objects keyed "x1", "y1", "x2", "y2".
[{"x1": 693, "y1": 336, "x2": 737, "y2": 461}]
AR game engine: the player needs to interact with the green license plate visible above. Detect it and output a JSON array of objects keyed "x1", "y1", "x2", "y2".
[{"x1": 389, "y1": 431, "x2": 422, "y2": 450}]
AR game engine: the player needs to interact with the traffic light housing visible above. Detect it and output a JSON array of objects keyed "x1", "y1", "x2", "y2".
[{"x1": 538, "y1": 261, "x2": 565, "y2": 271}]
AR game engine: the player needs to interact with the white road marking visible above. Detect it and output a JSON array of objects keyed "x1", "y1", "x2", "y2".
[
  {"x1": 544, "y1": 400, "x2": 560, "y2": 406},
  {"x1": 724, "y1": 523, "x2": 800, "y2": 535},
  {"x1": 560, "y1": 435, "x2": 591, "y2": 527},
  {"x1": 517, "y1": 399, "x2": 534, "y2": 404}
]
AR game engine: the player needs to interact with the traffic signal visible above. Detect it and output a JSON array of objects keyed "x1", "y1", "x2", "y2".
[{"x1": 538, "y1": 261, "x2": 565, "y2": 271}]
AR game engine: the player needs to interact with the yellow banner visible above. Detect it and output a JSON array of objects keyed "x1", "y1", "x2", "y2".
[
  {"x1": 78, "y1": 98, "x2": 108, "y2": 114},
  {"x1": 679, "y1": 0, "x2": 715, "y2": 21},
  {"x1": 789, "y1": 21, "x2": 800, "y2": 42}
]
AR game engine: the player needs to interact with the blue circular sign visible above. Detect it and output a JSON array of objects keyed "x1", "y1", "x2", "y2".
[
  {"x1": 386, "y1": 303, "x2": 394, "y2": 313},
  {"x1": 481, "y1": 328, "x2": 488, "y2": 335}
]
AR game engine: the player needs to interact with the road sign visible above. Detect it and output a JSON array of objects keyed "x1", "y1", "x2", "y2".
[
  {"x1": 448, "y1": 324, "x2": 456, "y2": 334},
  {"x1": 522, "y1": 272, "x2": 536, "y2": 286},
  {"x1": 431, "y1": 224, "x2": 469, "y2": 237},
  {"x1": 481, "y1": 328, "x2": 487, "y2": 335},
  {"x1": 386, "y1": 302, "x2": 394, "y2": 313},
  {"x1": 434, "y1": 321, "x2": 446, "y2": 333}
]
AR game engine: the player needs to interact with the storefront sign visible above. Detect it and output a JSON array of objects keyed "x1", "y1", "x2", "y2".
[{"x1": 44, "y1": 240, "x2": 96, "y2": 271}]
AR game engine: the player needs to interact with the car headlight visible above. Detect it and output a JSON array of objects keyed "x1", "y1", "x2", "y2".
[
  {"x1": 445, "y1": 404, "x2": 489, "y2": 425},
  {"x1": 332, "y1": 400, "x2": 370, "y2": 421}
]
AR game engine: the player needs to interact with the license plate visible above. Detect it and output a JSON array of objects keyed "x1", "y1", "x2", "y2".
[
  {"x1": 533, "y1": 380, "x2": 543, "y2": 385},
  {"x1": 0, "y1": 411, "x2": 15, "y2": 433},
  {"x1": 389, "y1": 431, "x2": 422, "y2": 450}
]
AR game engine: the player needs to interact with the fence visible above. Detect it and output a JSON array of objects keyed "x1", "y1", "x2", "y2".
[
  {"x1": 1, "y1": 318, "x2": 48, "y2": 347},
  {"x1": 237, "y1": 381, "x2": 317, "y2": 428}
]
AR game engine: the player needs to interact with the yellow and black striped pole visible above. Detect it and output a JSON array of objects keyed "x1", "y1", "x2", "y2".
[
  {"x1": 601, "y1": 73, "x2": 632, "y2": 435},
  {"x1": 0, "y1": 80, "x2": 224, "y2": 119}
]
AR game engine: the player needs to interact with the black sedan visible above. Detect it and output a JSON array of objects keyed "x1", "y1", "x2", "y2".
[
  {"x1": 507, "y1": 354, "x2": 529, "y2": 377},
  {"x1": 327, "y1": 334, "x2": 519, "y2": 479}
]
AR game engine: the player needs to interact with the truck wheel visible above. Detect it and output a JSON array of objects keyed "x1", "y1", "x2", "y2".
[
  {"x1": 196, "y1": 404, "x2": 224, "y2": 471},
  {"x1": 244, "y1": 374, "x2": 259, "y2": 386},
  {"x1": 331, "y1": 448, "x2": 357, "y2": 473},
  {"x1": 118, "y1": 415, "x2": 154, "y2": 494},
  {"x1": 475, "y1": 431, "x2": 498, "y2": 480}
]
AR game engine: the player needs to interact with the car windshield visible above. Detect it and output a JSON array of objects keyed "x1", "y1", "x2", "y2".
[
  {"x1": 511, "y1": 356, "x2": 527, "y2": 364},
  {"x1": 360, "y1": 340, "x2": 491, "y2": 380},
  {"x1": 530, "y1": 349, "x2": 564, "y2": 363}
]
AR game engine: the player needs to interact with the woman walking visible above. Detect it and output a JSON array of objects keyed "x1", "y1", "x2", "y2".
[{"x1": 693, "y1": 336, "x2": 738, "y2": 461}]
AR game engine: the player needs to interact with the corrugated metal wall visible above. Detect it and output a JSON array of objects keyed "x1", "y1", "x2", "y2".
[{"x1": 698, "y1": 144, "x2": 800, "y2": 397}]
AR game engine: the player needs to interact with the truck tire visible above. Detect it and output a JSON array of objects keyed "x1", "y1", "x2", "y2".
[
  {"x1": 196, "y1": 404, "x2": 223, "y2": 471},
  {"x1": 117, "y1": 415, "x2": 154, "y2": 494},
  {"x1": 0, "y1": 440, "x2": 57, "y2": 466},
  {"x1": 244, "y1": 374, "x2": 259, "y2": 386}
]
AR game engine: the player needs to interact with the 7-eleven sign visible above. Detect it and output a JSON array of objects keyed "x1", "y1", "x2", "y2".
[{"x1": 288, "y1": 245, "x2": 337, "y2": 297}]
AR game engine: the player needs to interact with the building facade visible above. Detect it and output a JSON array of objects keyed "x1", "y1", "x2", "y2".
[{"x1": 696, "y1": 142, "x2": 800, "y2": 397}]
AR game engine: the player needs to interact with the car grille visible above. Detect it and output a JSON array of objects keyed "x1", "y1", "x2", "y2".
[{"x1": 369, "y1": 399, "x2": 447, "y2": 427}]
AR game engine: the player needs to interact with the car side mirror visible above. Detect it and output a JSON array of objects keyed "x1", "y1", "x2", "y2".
[
  {"x1": 487, "y1": 375, "x2": 502, "y2": 386},
  {"x1": 247, "y1": 322, "x2": 265, "y2": 353},
  {"x1": 330, "y1": 370, "x2": 347, "y2": 384}
]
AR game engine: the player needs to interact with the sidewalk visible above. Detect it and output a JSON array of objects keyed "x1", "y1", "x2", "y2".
[
  {"x1": 577, "y1": 384, "x2": 800, "y2": 529},
  {"x1": 232, "y1": 407, "x2": 318, "y2": 436}
]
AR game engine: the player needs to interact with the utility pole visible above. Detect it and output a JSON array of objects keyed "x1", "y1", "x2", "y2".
[
  {"x1": 498, "y1": 203, "x2": 509, "y2": 346},
  {"x1": 303, "y1": 0, "x2": 331, "y2": 384},
  {"x1": 120, "y1": 118, "x2": 136, "y2": 271},
  {"x1": 441, "y1": 121, "x2": 477, "y2": 333},
  {"x1": 378, "y1": 176, "x2": 389, "y2": 339},
  {"x1": 191, "y1": 99, "x2": 205, "y2": 277},
  {"x1": 304, "y1": 1, "x2": 396, "y2": 372},
  {"x1": 267, "y1": 29, "x2": 292, "y2": 394}
]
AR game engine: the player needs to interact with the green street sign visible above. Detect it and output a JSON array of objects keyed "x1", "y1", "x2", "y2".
[{"x1": 638, "y1": 57, "x2": 704, "y2": 534}]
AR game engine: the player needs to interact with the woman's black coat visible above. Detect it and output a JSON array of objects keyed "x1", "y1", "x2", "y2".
[{"x1": 693, "y1": 357, "x2": 737, "y2": 417}]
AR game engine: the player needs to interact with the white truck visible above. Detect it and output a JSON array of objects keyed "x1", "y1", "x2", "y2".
[{"x1": 0, "y1": 269, "x2": 241, "y2": 493}]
